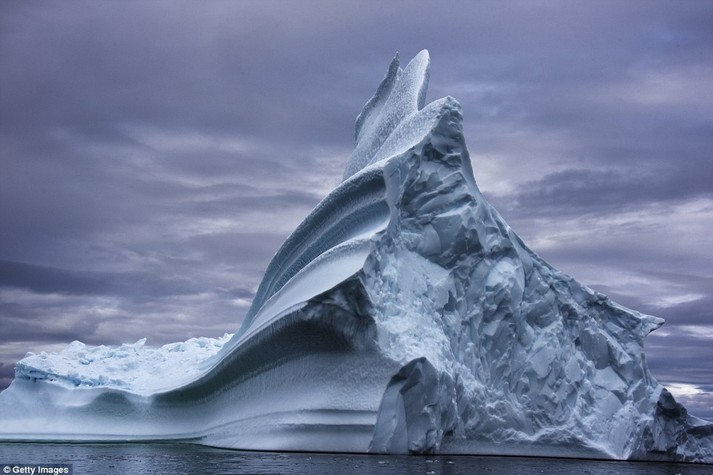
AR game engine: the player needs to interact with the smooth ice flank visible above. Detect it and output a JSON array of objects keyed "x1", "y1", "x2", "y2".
[{"x1": 1, "y1": 51, "x2": 711, "y2": 463}]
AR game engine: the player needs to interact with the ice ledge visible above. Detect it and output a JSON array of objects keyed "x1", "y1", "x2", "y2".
[{"x1": 14, "y1": 335, "x2": 232, "y2": 396}]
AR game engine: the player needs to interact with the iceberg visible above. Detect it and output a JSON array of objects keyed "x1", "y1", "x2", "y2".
[{"x1": 1, "y1": 50, "x2": 711, "y2": 463}]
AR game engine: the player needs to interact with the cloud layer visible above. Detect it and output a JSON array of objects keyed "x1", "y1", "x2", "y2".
[{"x1": 1, "y1": 1, "x2": 711, "y2": 417}]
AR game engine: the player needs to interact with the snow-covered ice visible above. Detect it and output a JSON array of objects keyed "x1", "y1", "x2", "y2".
[
  {"x1": 15, "y1": 335, "x2": 232, "y2": 396},
  {"x1": 1, "y1": 50, "x2": 711, "y2": 463}
]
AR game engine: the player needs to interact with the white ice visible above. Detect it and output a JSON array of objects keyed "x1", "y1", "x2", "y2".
[{"x1": 15, "y1": 335, "x2": 232, "y2": 396}]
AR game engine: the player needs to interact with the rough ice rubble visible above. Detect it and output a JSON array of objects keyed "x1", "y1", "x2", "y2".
[
  {"x1": 1, "y1": 50, "x2": 712, "y2": 463},
  {"x1": 14, "y1": 335, "x2": 232, "y2": 396}
]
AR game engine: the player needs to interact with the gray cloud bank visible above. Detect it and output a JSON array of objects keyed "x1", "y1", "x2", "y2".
[{"x1": 1, "y1": 1, "x2": 711, "y2": 417}]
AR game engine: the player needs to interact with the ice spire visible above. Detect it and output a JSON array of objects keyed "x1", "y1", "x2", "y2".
[{"x1": 343, "y1": 49, "x2": 431, "y2": 180}]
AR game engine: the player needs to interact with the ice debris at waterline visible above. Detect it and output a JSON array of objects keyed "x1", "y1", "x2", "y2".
[{"x1": 1, "y1": 50, "x2": 711, "y2": 463}]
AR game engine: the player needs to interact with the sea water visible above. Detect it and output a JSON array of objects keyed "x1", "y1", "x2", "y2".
[{"x1": 1, "y1": 443, "x2": 711, "y2": 475}]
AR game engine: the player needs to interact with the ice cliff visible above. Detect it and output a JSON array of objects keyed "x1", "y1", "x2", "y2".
[{"x1": 1, "y1": 50, "x2": 711, "y2": 463}]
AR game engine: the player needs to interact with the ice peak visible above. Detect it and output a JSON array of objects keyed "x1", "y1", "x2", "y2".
[{"x1": 344, "y1": 50, "x2": 432, "y2": 180}]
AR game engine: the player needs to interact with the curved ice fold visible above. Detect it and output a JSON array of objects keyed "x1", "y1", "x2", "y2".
[
  {"x1": 238, "y1": 166, "x2": 390, "y2": 336},
  {"x1": 1, "y1": 51, "x2": 711, "y2": 463}
]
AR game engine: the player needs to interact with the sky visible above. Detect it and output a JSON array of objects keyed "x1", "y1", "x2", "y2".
[{"x1": 0, "y1": 1, "x2": 711, "y2": 418}]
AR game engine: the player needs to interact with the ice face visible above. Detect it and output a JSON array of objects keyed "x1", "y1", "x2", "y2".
[{"x1": 1, "y1": 51, "x2": 711, "y2": 463}]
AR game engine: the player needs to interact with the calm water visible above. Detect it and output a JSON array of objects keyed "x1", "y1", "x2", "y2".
[{"x1": 0, "y1": 443, "x2": 710, "y2": 475}]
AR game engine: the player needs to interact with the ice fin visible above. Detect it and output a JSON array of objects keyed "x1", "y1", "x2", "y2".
[
  {"x1": 355, "y1": 53, "x2": 400, "y2": 143},
  {"x1": 344, "y1": 49, "x2": 431, "y2": 180}
]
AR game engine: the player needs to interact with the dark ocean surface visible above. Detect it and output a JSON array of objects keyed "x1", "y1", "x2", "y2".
[{"x1": 0, "y1": 443, "x2": 710, "y2": 475}]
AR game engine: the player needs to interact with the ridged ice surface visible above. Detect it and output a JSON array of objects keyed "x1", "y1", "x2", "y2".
[{"x1": 1, "y1": 50, "x2": 711, "y2": 463}]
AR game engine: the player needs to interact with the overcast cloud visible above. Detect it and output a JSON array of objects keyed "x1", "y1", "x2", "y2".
[{"x1": 1, "y1": 1, "x2": 711, "y2": 418}]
